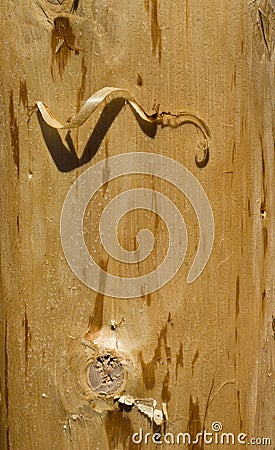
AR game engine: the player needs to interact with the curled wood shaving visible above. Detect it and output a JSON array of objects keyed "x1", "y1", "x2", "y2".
[
  {"x1": 136, "y1": 403, "x2": 164, "y2": 426},
  {"x1": 37, "y1": 87, "x2": 211, "y2": 167},
  {"x1": 162, "y1": 402, "x2": 168, "y2": 421},
  {"x1": 115, "y1": 395, "x2": 135, "y2": 406},
  {"x1": 115, "y1": 394, "x2": 168, "y2": 426}
]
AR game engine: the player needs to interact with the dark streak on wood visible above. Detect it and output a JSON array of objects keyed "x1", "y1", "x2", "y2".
[
  {"x1": 231, "y1": 67, "x2": 236, "y2": 90},
  {"x1": 241, "y1": 217, "x2": 244, "y2": 255},
  {"x1": 9, "y1": 91, "x2": 19, "y2": 177},
  {"x1": 191, "y1": 349, "x2": 199, "y2": 377},
  {"x1": 150, "y1": 175, "x2": 161, "y2": 236},
  {"x1": 241, "y1": 40, "x2": 244, "y2": 54},
  {"x1": 261, "y1": 290, "x2": 266, "y2": 319},
  {"x1": 187, "y1": 395, "x2": 201, "y2": 449},
  {"x1": 175, "y1": 342, "x2": 183, "y2": 380},
  {"x1": 258, "y1": 8, "x2": 270, "y2": 57},
  {"x1": 70, "y1": 0, "x2": 79, "y2": 13},
  {"x1": 235, "y1": 276, "x2": 240, "y2": 321},
  {"x1": 260, "y1": 133, "x2": 265, "y2": 178},
  {"x1": 23, "y1": 304, "x2": 31, "y2": 378},
  {"x1": 104, "y1": 137, "x2": 109, "y2": 160},
  {"x1": 247, "y1": 198, "x2": 251, "y2": 217},
  {"x1": 51, "y1": 17, "x2": 76, "y2": 79},
  {"x1": 4, "y1": 320, "x2": 9, "y2": 411},
  {"x1": 200, "y1": 378, "x2": 214, "y2": 450},
  {"x1": 102, "y1": 138, "x2": 110, "y2": 196},
  {"x1": 161, "y1": 369, "x2": 171, "y2": 403},
  {"x1": 85, "y1": 257, "x2": 109, "y2": 337},
  {"x1": 237, "y1": 390, "x2": 243, "y2": 430},
  {"x1": 75, "y1": 57, "x2": 87, "y2": 151},
  {"x1": 235, "y1": 273, "x2": 240, "y2": 346},
  {"x1": 19, "y1": 80, "x2": 28, "y2": 108},
  {"x1": 263, "y1": 226, "x2": 268, "y2": 258},
  {"x1": 259, "y1": 133, "x2": 268, "y2": 258},
  {"x1": 146, "y1": 293, "x2": 152, "y2": 306},
  {"x1": 139, "y1": 319, "x2": 171, "y2": 389},
  {"x1": 260, "y1": 132, "x2": 267, "y2": 205},
  {"x1": 145, "y1": 0, "x2": 162, "y2": 63},
  {"x1": 138, "y1": 350, "x2": 157, "y2": 389},
  {"x1": 151, "y1": 0, "x2": 162, "y2": 62},
  {"x1": 4, "y1": 319, "x2": 10, "y2": 450},
  {"x1": 231, "y1": 142, "x2": 236, "y2": 165},
  {"x1": 144, "y1": 0, "x2": 149, "y2": 13},
  {"x1": 16, "y1": 214, "x2": 20, "y2": 235},
  {"x1": 77, "y1": 57, "x2": 87, "y2": 112},
  {"x1": 6, "y1": 427, "x2": 10, "y2": 450},
  {"x1": 137, "y1": 73, "x2": 143, "y2": 87},
  {"x1": 105, "y1": 412, "x2": 140, "y2": 450}
]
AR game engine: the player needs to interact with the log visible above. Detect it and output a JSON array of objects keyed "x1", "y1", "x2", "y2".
[{"x1": 0, "y1": 1, "x2": 274, "y2": 449}]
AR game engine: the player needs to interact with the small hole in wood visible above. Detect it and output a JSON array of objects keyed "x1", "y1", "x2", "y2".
[{"x1": 260, "y1": 205, "x2": 266, "y2": 218}]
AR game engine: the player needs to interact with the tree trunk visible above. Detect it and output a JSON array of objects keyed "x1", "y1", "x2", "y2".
[{"x1": 0, "y1": 1, "x2": 274, "y2": 449}]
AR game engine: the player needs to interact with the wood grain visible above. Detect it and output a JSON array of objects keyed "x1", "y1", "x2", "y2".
[{"x1": 0, "y1": 1, "x2": 274, "y2": 449}]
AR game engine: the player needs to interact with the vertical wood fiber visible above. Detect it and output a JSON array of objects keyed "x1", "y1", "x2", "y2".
[{"x1": 0, "y1": 1, "x2": 274, "y2": 449}]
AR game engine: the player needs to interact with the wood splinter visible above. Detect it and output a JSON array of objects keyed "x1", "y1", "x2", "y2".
[{"x1": 115, "y1": 394, "x2": 168, "y2": 426}]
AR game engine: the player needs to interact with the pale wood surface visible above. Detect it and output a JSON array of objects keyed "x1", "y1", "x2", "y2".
[{"x1": 0, "y1": 1, "x2": 274, "y2": 449}]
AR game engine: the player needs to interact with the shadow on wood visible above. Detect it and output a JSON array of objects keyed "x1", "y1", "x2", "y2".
[{"x1": 37, "y1": 98, "x2": 157, "y2": 172}]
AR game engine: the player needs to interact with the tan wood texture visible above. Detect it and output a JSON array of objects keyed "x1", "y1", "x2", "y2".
[{"x1": 0, "y1": 1, "x2": 274, "y2": 449}]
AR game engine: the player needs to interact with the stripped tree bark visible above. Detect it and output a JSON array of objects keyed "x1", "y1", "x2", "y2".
[{"x1": 0, "y1": 1, "x2": 274, "y2": 449}]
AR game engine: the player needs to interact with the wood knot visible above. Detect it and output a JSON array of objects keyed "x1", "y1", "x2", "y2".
[{"x1": 88, "y1": 353, "x2": 125, "y2": 395}]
